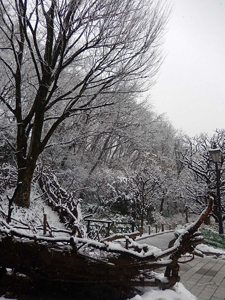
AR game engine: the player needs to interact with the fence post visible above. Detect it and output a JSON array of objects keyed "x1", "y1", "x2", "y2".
[
  {"x1": 162, "y1": 224, "x2": 164, "y2": 232},
  {"x1": 107, "y1": 222, "x2": 111, "y2": 231},
  {"x1": 148, "y1": 225, "x2": 151, "y2": 235},
  {"x1": 155, "y1": 224, "x2": 158, "y2": 233},
  {"x1": 87, "y1": 220, "x2": 91, "y2": 233},
  {"x1": 139, "y1": 227, "x2": 143, "y2": 236},
  {"x1": 125, "y1": 238, "x2": 129, "y2": 249}
]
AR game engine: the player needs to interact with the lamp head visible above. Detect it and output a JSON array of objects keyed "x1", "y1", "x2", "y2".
[{"x1": 209, "y1": 143, "x2": 221, "y2": 163}]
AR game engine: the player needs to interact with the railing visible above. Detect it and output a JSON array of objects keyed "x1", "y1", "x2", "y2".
[
  {"x1": 85, "y1": 219, "x2": 135, "y2": 235},
  {"x1": 84, "y1": 218, "x2": 178, "y2": 240},
  {"x1": 148, "y1": 223, "x2": 177, "y2": 234}
]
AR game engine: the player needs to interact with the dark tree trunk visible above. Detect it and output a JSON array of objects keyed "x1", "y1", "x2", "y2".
[
  {"x1": 13, "y1": 90, "x2": 45, "y2": 208},
  {"x1": 14, "y1": 121, "x2": 41, "y2": 208},
  {"x1": 13, "y1": 162, "x2": 37, "y2": 208},
  {"x1": 13, "y1": 126, "x2": 39, "y2": 208},
  {"x1": 13, "y1": 172, "x2": 33, "y2": 208},
  {"x1": 160, "y1": 197, "x2": 165, "y2": 214}
]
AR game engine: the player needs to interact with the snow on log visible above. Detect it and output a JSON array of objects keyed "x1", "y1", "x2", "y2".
[{"x1": 0, "y1": 197, "x2": 214, "y2": 297}]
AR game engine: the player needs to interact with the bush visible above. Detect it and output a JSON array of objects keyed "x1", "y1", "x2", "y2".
[{"x1": 200, "y1": 228, "x2": 225, "y2": 250}]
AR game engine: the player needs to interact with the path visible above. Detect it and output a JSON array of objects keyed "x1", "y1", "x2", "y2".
[
  {"x1": 137, "y1": 231, "x2": 174, "y2": 250},
  {"x1": 180, "y1": 256, "x2": 225, "y2": 300},
  {"x1": 137, "y1": 232, "x2": 225, "y2": 300}
]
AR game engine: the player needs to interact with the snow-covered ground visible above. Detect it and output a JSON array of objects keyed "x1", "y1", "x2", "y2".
[
  {"x1": 196, "y1": 243, "x2": 225, "y2": 258},
  {"x1": 129, "y1": 283, "x2": 197, "y2": 300},
  {"x1": 0, "y1": 188, "x2": 68, "y2": 235}
]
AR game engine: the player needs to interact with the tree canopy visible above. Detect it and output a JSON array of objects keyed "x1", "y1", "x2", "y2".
[{"x1": 0, "y1": 0, "x2": 169, "y2": 207}]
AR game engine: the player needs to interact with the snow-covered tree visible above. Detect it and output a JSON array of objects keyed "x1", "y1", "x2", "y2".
[
  {"x1": 84, "y1": 149, "x2": 182, "y2": 233},
  {"x1": 178, "y1": 130, "x2": 225, "y2": 228},
  {"x1": 0, "y1": 0, "x2": 169, "y2": 207}
]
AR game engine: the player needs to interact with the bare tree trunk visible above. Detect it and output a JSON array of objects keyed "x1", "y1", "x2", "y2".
[
  {"x1": 13, "y1": 159, "x2": 37, "y2": 207},
  {"x1": 89, "y1": 135, "x2": 111, "y2": 176},
  {"x1": 160, "y1": 197, "x2": 165, "y2": 214},
  {"x1": 13, "y1": 108, "x2": 44, "y2": 207},
  {"x1": 13, "y1": 169, "x2": 34, "y2": 208}
]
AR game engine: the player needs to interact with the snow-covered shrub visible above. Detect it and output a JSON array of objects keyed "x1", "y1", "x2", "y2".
[
  {"x1": 38, "y1": 167, "x2": 86, "y2": 237},
  {"x1": 0, "y1": 163, "x2": 17, "y2": 195}
]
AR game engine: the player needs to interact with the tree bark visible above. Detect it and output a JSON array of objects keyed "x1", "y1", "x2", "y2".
[{"x1": 13, "y1": 162, "x2": 37, "y2": 208}]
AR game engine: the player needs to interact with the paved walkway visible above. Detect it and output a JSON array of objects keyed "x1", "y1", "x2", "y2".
[
  {"x1": 137, "y1": 232, "x2": 225, "y2": 300},
  {"x1": 137, "y1": 231, "x2": 175, "y2": 250},
  {"x1": 180, "y1": 256, "x2": 225, "y2": 300}
]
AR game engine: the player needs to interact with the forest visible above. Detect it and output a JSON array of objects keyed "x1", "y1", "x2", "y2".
[{"x1": 0, "y1": 0, "x2": 225, "y2": 299}]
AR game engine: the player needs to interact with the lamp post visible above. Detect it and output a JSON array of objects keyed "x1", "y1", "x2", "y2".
[{"x1": 209, "y1": 143, "x2": 224, "y2": 234}]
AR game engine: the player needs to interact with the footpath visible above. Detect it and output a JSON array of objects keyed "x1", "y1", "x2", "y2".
[{"x1": 137, "y1": 232, "x2": 225, "y2": 300}]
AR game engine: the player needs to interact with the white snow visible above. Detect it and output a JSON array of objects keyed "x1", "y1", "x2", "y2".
[
  {"x1": 0, "y1": 188, "x2": 67, "y2": 237},
  {"x1": 129, "y1": 283, "x2": 197, "y2": 300},
  {"x1": 197, "y1": 243, "x2": 225, "y2": 258}
]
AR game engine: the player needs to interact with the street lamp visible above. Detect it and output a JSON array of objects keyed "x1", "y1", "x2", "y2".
[{"x1": 209, "y1": 143, "x2": 224, "y2": 234}]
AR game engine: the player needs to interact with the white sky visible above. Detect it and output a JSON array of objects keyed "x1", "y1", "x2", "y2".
[{"x1": 150, "y1": 0, "x2": 225, "y2": 137}]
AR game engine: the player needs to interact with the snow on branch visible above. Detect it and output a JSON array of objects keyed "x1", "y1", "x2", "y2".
[
  {"x1": 38, "y1": 169, "x2": 86, "y2": 237},
  {"x1": 0, "y1": 196, "x2": 213, "y2": 293},
  {"x1": 0, "y1": 197, "x2": 213, "y2": 262}
]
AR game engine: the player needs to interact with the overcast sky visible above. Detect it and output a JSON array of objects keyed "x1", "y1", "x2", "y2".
[{"x1": 150, "y1": 0, "x2": 225, "y2": 137}]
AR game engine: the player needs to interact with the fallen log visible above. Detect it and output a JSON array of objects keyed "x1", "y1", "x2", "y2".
[
  {"x1": 164, "y1": 196, "x2": 214, "y2": 288},
  {"x1": 0, "y1": 197, "x2": 213, "y2": 299}
]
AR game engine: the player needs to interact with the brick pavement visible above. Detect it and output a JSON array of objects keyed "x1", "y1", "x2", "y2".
[
  {"x1": 137, "y1": 232, "x2": 225, "y2": 300},
  {"x1": 180, "y1": 256, "x2": 225, "y2": 300}
]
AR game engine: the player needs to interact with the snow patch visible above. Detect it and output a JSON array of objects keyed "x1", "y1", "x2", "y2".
[
  {"x1": 129, "y1": 283, "x2": 197, "y2": 300},
  {"x1": 197, "y1": 243, "x2": 225, "y2": 257}
]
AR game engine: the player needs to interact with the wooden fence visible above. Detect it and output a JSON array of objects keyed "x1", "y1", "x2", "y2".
[{"x1": 85, "y1": 219, "x2": 135, "y2": 236}]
